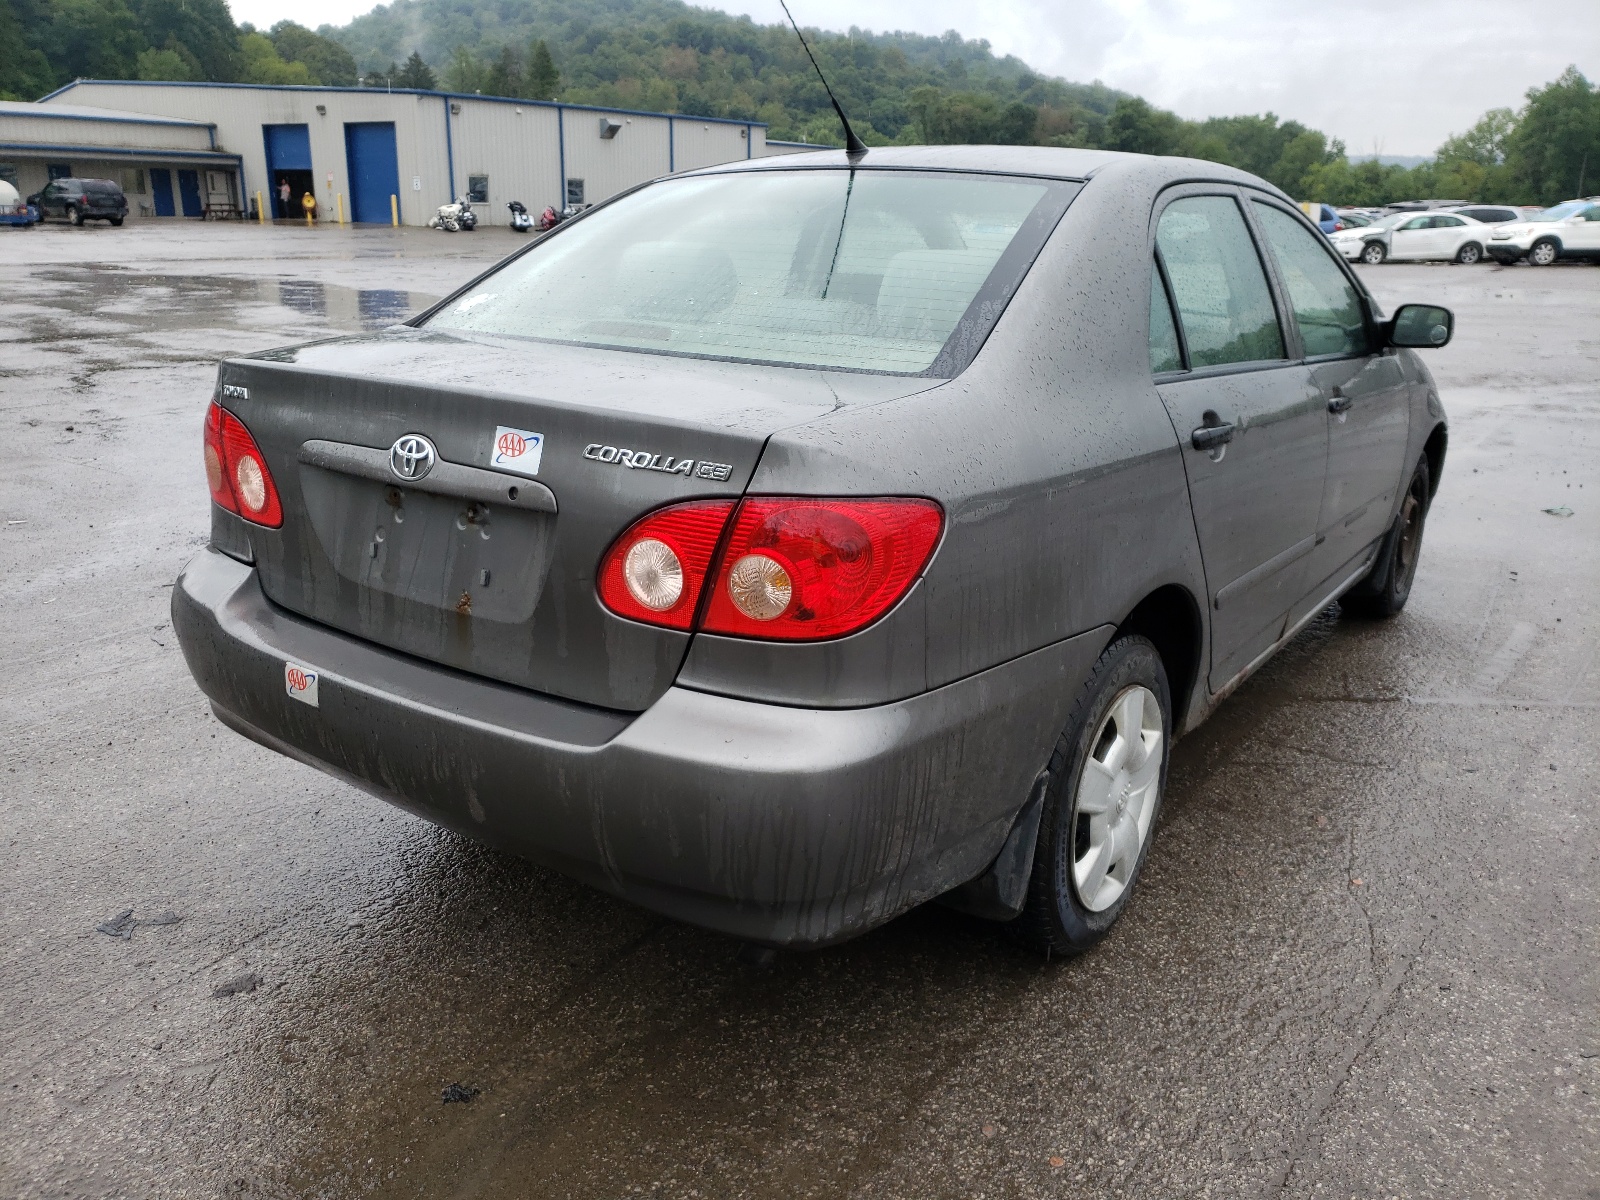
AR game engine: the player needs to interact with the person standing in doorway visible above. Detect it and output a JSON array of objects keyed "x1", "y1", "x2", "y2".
[{"x1": 277, "y1": 178, "x2": 291, "y2": 218}]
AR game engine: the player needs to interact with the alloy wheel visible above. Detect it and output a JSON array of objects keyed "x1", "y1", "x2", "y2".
[
  {"x1": 1530, "y1": 241, "x2": 1558, "y2": 266},
  {"x1": 1071, "y1": 685, "x2": 1163, "y2": 913}
]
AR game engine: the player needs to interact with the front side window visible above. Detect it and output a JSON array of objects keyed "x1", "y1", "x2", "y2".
[
  {"x1": 429, "y1": 170, "x2": 1075, "y2": 375},
  {"x1": 1433, "y1": 215, "x2": 1465, "y2": 228},
  {"x1": 1253, "y1": 202, "x2": 1369, "y2": 359},
  {"x1": 1149, "y1": 264, "x2": 1182, "y2": 373},
  {"x1": 1155, "y1": 195, "x2": 1285, "y2": 368},
  {"x1": 1400, "y1": 216, "x2": 1430, "y2": 231}
]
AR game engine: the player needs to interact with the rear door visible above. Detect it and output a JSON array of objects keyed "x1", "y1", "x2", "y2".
[
  {"x1": 1388, "y1": 214, "x2": 1434, "y2": 259},
  {"x1": 1250, "y1": 198, "x2": 1410, "y2": 612},
  {"x1": 1151, "y1": 189, "x2": 1328, "y2": 689}
]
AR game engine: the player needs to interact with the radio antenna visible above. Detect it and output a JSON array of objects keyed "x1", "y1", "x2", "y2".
[{"x1": 778, "y1": 0, "x2": 867, "y2": 162}]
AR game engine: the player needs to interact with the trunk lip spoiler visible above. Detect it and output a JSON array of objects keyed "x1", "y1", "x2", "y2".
[{"x1": 298, "y1": 439, "x2": 558, "y2": 514}]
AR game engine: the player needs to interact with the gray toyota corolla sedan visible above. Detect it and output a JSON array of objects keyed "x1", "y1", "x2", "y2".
[{"x1": 173, "y1": 146, "x2": 1452, "y2": 954}]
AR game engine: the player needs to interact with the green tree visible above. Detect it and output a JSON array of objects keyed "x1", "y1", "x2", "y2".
[
  {"x1": 395, "y1": 50, "x2": 436, "y2": 89},
  {"x1": 1504, "y1": 66, "x2": 1600, "y2": 204},
  {"x1": 133, "y1": 0, "x2": 238, "y2": 80},
  {"x1": 269, "y1": 20, "x2": 358, "y2": 86},
  {"x1": 1438, "y1": 107, "x2": 1515, "y2": 166},
  {"x1": 443, "y1": 44, "x2": 487, "y2": 93},
  {"x1": 238, "y1": 30, "x2": 313, "y2": 85},
  {"x1": 38, "y1": 0, "x2": 145, "y2": 82},
  {"x1": 482, "y1": 44, "x2": 522, "y2": 97},
  {"x1": 1104, "y1": 97, "x2": 1183, "y2": 155},
  {"x1": 136, "y1": 38, "x2": 204, "y2": 81},
  {"x1": 0, "y1": 0, "x2": 56, "y2": 98},
  {"x1": 526, "y1": 37, "x2": 558, "y2": 99}
]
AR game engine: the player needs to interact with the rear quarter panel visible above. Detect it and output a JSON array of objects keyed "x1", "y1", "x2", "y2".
[{"x1": 678, "y1": 160, "x2": 1210, "y2": 719}]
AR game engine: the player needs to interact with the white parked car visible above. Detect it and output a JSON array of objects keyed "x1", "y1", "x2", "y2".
[
  {"x1": 1485, "y1": 198, "x2": 1600, "y2": 265},
  {"x1": 1331, "y1": 210, "x2": 1490, "y2": 265}
]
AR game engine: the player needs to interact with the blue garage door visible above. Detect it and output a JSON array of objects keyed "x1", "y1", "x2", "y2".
[
  {"x1": 263, "y1": 124, "x2": 312, "y2": 172},
  {"x1": 177, "y1": 169, "x2": 203, "y2": 217},
  {"x1": 344, "y1": 122, "x2": 399, "y2": 224},
  {"x1": 150, "y1": 169, "x2": 175, "y2": 217}
]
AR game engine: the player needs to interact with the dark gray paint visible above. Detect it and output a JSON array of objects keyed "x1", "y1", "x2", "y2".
[{"x1": 174, "y1": 145, "x2": 1449, "y2": 946}]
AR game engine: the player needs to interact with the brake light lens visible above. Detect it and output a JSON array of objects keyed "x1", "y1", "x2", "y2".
[
  {"x1": 203, "y1": 401, "x2": 283, "y2": 527},
  {"x1": 596, "y1": 496, "x2": 943, "y2": 641},
  {"x1": 597, "y1": 500, "x2": 738, "y2": 630},
  {"x1": 702, "y1": 498, "x2": 942, "y2": 640}
]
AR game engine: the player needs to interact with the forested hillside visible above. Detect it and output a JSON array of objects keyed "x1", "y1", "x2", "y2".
[{"x1": 3, "y1": 0, "x2": 1596, "y2": 205}]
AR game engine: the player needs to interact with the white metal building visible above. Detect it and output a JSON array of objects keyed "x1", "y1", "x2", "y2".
[
  {"x1": 34, "y1": 80, "x2": 814, "y2": 226},
  {"x1": 0, "y1": 100, "x2": 245, "y2": 218}
]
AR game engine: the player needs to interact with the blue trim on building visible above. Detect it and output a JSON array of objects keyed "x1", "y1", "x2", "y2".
[
  {"x1": 556, "y1": 105, "x2": 566, "y2": 203},
  {"x1": 1, "y1": 104, "x2": 215, "y2": 133},
  {"x1": 42, "y1": 80, "x2": 769, "y2": 130},
  {"x1": 442, "y1": 97, "x2": 455, "y2": 201},
  {"x1": 668, "y1": 116, "x2": 674, "y2": 173},
  {"x1": 746, "y1": 123, "x2": 752, "y2": 159},
  {"x1": 0, "y1": 142, "x2": 239, "y2": 163}
]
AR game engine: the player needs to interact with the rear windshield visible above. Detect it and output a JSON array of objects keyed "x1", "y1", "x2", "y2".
[{"x1": 426, "y1": 169, "x2": 1079, "y2": 376}]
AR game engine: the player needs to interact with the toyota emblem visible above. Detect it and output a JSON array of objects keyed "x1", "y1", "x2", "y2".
[{"x1": 389, "y1": 434, "x2": 436, "y2": 481}]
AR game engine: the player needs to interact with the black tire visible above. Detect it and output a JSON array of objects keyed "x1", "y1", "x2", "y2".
[
  {"x1": 1455, "y1": 242, "x2": 1482, "y2": 265},
  {"x1": 1342, "y1": 455, "x2": 1430, "y2": 619},
  {"x1": 66, "y1": 205, "x2": 82, "y2": 227},
  {"x1": 1528, "y1": 239, "x2": 1559, "y2": 266},
  {"x1": 1360, "y1": 241, "x2": 1387, "y2": 265},
  {"x1": 109, "y1": 217, "x2": 124, "y2": 227},
  {"x1": 1017, "y1": 635, "x2": 1171, "y2": 956}
]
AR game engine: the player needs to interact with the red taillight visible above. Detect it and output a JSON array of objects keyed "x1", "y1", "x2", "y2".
[
  {"x1": 596, "y1": 496, "x2": 943, "y2": 641},
  {"x1": 702, "y1": 498, "x2": 943, "y2": 640},
  {"x1": 597, "y1": 500, "x2": 738, "y2": 630},
  {"x1": 203, "y1": 400, "x2": 283, "y2": 528}
]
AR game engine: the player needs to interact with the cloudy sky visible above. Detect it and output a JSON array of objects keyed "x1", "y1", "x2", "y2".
[{"x1": 236, "y1": 0, "x2": 1599, "y2": 156}]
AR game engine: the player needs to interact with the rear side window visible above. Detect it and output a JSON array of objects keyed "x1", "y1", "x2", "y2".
[
  {"x1": 1252, "y1": 202, "x2": 1370, "y2": 358},
  {"x1": 1155, "y1": 196, "x2": 1285, "y2": 368},
  {"x1": 1149, "y1": 265, "x2": 1182, "y2": 373}
]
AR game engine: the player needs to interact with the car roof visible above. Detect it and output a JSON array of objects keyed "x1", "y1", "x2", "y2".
[{"x1": 689, "y1": 144, "x2": 1286, "y2": 194}]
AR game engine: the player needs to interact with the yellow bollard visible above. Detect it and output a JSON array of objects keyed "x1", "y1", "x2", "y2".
[
  {"x1": 305, "y1": 207, "x2": 313, "y2": 227},
  {"x1": 337, "y1": 193, "x2": 345, "y2": 226},
  {"x1": 390, "y1": 194, "x2": 398, "y2": 226},
  {"x1": 256, "y1": 190, "x2": 264, "y2": 224}
]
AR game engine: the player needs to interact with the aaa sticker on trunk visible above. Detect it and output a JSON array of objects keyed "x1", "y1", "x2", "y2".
[
  {"x1": 285, "y1": 662, "x2": 320, "y2": 707},
  {"x1": 491, "y1": 426, "x2": 545, "y2": 477}
]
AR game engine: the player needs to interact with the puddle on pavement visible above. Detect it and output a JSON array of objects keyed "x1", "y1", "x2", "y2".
[{"x1": 24, "y1": 268, "x2": 437, "y2": 336}]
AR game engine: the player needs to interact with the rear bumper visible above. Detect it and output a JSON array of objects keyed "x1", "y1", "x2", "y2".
[{"x1": 173, "y1": 549, "x2": 1107, "y2": 947}]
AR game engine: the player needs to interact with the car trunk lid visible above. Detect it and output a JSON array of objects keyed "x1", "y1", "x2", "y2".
[{"x1": 217, "y1": 328, "x2": 931, "y2": 712}]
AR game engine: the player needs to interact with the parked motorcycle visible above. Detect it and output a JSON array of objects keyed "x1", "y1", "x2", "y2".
[
  {"x1": 508, "y1": 200, "x2": 533, "y2": 233},
  {"x1": 536, "y1": 204, "x2": 563, "y2": 232},
  {"x1": 428, "y1": 197, "x2": 478, "y2": 233}
]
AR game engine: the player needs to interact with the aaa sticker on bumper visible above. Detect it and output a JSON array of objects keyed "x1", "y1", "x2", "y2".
[
  {"x1": 491, "y1": 426, "x2": 545, "y2": 477},
  {"x1": 285, "y1": 661, "x2": 319, "y2": 707}
]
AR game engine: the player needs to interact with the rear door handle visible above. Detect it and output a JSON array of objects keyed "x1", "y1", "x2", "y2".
[
  {"x1": 1191, "y1": 422, "x2": 1236, "y2": 450},
  {"x1": 1327, "y1": 393, "x2": 1354, "y2": 414}
]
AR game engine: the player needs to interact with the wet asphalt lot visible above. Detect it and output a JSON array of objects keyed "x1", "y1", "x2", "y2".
[{"x1": 1, "y1": 221, "x2": 1596, "y2": 1200}]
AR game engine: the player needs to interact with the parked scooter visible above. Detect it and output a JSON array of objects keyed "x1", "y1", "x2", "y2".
[
  {"x1": 508, "y1": 200, "x2": 533, "y2": 233},
  {"x1": 428, "y1": 197, "x2": 478, "y2": 232}
]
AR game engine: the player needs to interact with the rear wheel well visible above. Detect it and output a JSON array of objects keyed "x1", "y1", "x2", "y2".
[
  {"x1": 1116, "y1": 585, "x2": 1203, "y2": 733},
  {"x1": 1423, "y1": 422, "x2": 1447, "y2": 501}
]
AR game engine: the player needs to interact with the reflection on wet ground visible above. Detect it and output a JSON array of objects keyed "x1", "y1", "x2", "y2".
[{"x1": 1, "y1": 224, "x2": 1596, "y2": 1199}]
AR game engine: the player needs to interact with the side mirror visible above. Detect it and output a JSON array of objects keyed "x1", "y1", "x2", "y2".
[{"x1": 1389, "y1": 303, "x2": 1454, "y2": 349}]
